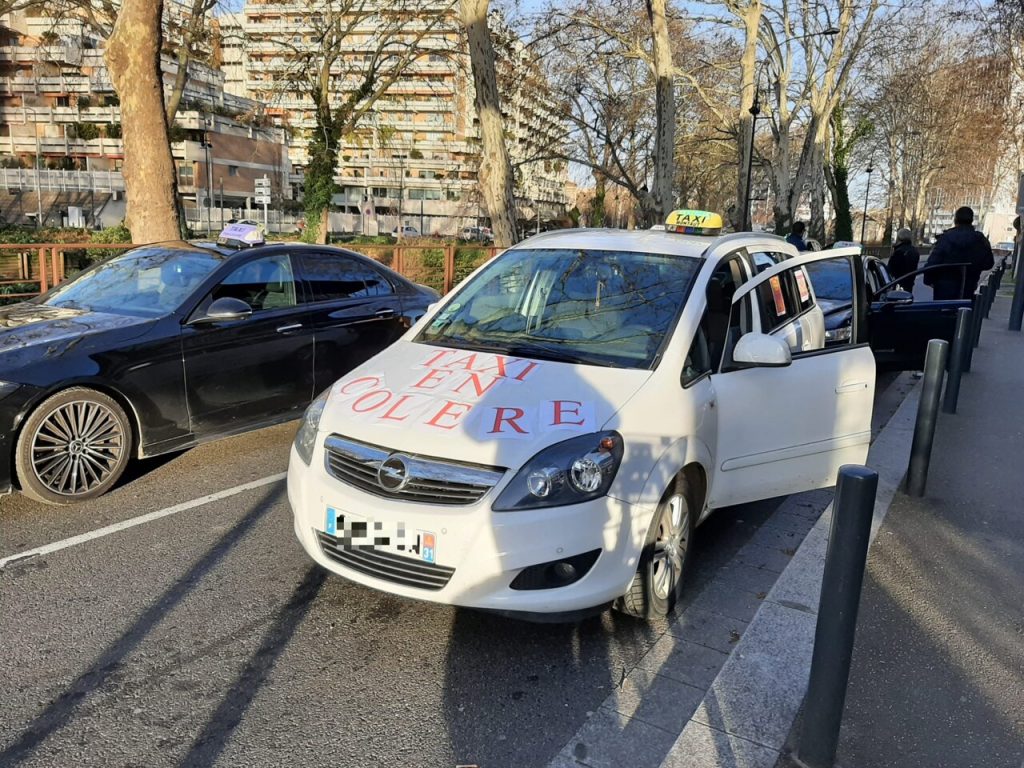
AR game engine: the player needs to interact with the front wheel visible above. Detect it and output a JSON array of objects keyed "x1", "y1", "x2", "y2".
[
  {"x1": 15, "y1": 387, "x2": 133, "y2": 504},
  {"x1": 616, "y1": 478, "x2": 695, "y2": 619}
]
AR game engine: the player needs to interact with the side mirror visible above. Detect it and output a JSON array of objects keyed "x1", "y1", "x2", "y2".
[
  {"x1": 732, "y1": 332, "x2": 792, "y2": 368},
  {"x1": 192, "y1": 297, "x2": 253, "y2": 324},
  {"x1": 882, "y1": 290, "x2": 914, "y2": 305}
]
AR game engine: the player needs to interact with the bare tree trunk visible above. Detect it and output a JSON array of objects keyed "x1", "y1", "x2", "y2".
[
  {"x1": 460, "y1": 0, "x2": 516, "y2": 248},
  {"x1": 105, "y1": 0, "x2": 182, "y2": 243},
  {"x1": 734, "y1": 0, "x2": 762, "y2": 230},
  {"x1": 166, "y1": 0, "x2": 214, "y2": 121},
  {"x1": 809, "y1": 138, "x2": 827, "y2": 241},
  {"x1": 646, "y1": 0, "x2": 675, "y2": 226}
]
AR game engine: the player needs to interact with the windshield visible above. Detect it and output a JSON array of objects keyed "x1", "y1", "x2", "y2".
[
  {"x1": 43, "y1": 246, "x2": 224, "y2": 317},
  {"x1": 416, "y1": 248, "x2": 701, "y2": 369},
  {"x1": 805, "y1": 257, "x2": 853, "y2": 302}
]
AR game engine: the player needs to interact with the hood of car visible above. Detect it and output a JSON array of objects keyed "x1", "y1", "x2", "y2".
[
  {"x1": 321, "y1": 340, "x2": 653, "y2": 470},
  {"x1": 816, "y1": 298, "x2": 853, "y2": 328},
  {"x1": 0, "y1": 302, "x2": 155, "y2": 367}
]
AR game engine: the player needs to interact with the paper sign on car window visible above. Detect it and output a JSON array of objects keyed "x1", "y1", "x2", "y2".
[
  {"x1": 794, "y1": 270, "x2": 811, "y2": 303},
  {"x1": 770, "y1": 276, "x2": 786, "y2": 316}
]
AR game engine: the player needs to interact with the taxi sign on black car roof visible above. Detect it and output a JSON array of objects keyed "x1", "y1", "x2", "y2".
[
  {"x1": 217, "y1": 222, "x2": 265, "y2": 247},
  {"x1": 665, "y1": 209, "x2": 724, "y2": 236}
]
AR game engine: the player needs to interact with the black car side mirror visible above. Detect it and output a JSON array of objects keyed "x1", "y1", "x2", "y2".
[
  {"x1": 881, "y1": 290, "x2": 914, "y2": 305},
  {"x1": 192, "y1": 297, "x2": 253, "y2": 324}
]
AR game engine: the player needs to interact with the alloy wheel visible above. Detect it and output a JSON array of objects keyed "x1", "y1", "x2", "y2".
[
  {"x1": 30, "y1": 400, "x2": 125, "y2": 496},
  {"x1": 651, "y1": 493, "x2": 690, "y2": 600}
]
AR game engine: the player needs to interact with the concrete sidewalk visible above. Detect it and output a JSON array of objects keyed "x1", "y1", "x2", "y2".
[{"x1": 832, "y1": 294, "x2": 1024, "y2": 767}]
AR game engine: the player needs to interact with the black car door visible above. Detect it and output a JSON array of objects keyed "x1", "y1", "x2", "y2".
[
  {"x1": 296, "y1": 249, "x2": 407, "y2": 393},
  {"x1": 867, "y1": 262, "x2": 972, "y2": 370},
  {"x1": 181, "y1": 251, "x2": 315, "y2": 435}
]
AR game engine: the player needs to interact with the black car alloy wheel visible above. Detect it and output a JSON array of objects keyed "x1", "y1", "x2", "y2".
[{"x1": 15, "y1": 387, "x2": 132, "y2": 504}]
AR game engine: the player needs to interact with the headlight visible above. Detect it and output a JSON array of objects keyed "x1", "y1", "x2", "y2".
[
  {"x1": 825, "y1": 326, "x2": 852, "y2": 343},
  {"x1": 493, "y1": 431, "x2": 624, "y2": 511},
  {"x1": 293, "y1": 389, "x2": 330, "y2": 466}
]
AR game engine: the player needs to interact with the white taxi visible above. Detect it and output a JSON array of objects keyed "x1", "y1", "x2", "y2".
[{"x1": 287, "y1": 211, "x2": 874, "y2": 621}]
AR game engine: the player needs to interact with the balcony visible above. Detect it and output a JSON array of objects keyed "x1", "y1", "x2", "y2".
[
  {"x1": 3, "y1": 135, "x2": 124, "y2": 157},
  {"x1": 0, "y1": 167, "x2": 125, "y2": 193}
]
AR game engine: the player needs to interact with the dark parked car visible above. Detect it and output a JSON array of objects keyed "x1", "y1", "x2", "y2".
[
  {"x1": 0, "y1": 239, "x2": 438, "y2": 503},
  {"x1": 805, "y1": 253, "x2": 971, "y2": 370}
]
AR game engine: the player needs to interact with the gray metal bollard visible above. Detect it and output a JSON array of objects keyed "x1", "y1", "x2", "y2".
[
  {"x1": 907, "y1": 339, "x2": 949, "y2": 497},
  {"x1": 972, "y1": 289, "x2": 986, "y2": 348},
  {"x1": 942, "y1": 308, "x2": 971, "y2": 414},
  {"x1": 796, "y1": 465, "x2": 879, "y2": 768}
]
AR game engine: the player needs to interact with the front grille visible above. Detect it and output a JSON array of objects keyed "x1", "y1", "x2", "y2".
[
  {"x1": 324, "y1": 435, "x2": 504, "y2": 506},
  {"x1": 317, "y1": 530, "x2": 455, "y2": 591}
]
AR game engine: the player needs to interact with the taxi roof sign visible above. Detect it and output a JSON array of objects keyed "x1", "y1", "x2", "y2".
[
  {"x1": 217, "y1": 222, "x2": 265, "y2": 247},
  {"x1": 665, "y1": 209, "x2": 723, "y2": 236}
]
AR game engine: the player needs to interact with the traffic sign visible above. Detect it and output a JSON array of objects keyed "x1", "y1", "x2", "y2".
[
  {"x1": 255, "y1": 193, "x2": 271, "y2": 205},
  {"x1": 255, "y1": 177, "x2": 271, "y2": 189}
]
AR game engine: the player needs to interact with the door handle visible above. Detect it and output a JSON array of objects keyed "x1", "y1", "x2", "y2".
[
  {"x1": 374, "y1": 308, "x2": 397, "y2": 318},
  {"x1": 276, "y1": 323, "x2": 303, "y2": 334},
  {"x1": 836, "y1": 381, "x2": 869, "y2": 394}
]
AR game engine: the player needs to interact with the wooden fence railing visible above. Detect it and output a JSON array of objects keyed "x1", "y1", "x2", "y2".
[{"x1": 0, "y1": 242, "x2": 502, "y2": 303}]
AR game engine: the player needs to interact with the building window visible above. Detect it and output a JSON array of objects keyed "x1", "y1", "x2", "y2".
[
  {"x1": 56, "y1": 96, "x2": 70, "y2": 108},
  {"x1": 228, "y1": 165, "x2": 239, "y2": 177},
  {"x1": 177, "y1": 161, "x2": 195, "y2": 188}
]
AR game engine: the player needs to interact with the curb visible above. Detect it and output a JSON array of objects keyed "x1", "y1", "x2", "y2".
[
  {"x1": 547, "y1": 374, "x2": 921, "y2": 768},
  {"x1": 659, "y1": 380, "x2": 921, "y2": 768}
]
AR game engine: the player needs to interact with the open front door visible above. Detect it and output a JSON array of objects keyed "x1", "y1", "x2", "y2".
[
  {"x1": 869, "y1": 264, "x2": 973, "y2": 370},
  {"x1": 707, "y1": 248, "x2": 875, "y2": 509}
]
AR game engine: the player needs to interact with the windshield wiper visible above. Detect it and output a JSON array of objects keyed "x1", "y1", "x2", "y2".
[
  {"x1": 499, "y1": 343, "x2": 620, "y2": 368},
  {"x1": 420, "y1": 338, "x2": 621, "y2": 368}
]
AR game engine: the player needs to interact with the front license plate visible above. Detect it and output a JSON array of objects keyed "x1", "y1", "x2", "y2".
[{"x1": 325, "y1": 506, "x2": 436, "y2": 564}]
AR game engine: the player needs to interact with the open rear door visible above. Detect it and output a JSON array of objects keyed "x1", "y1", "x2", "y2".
[{"x1": 706, "y1": 248, "x2": 875, "y2": 509}]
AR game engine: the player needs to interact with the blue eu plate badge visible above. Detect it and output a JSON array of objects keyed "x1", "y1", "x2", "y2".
[{"x1": 325, "y1": 506, "x2": 338, "y2": 536}]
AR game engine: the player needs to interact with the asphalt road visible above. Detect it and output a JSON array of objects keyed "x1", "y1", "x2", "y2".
[{"x1": 0, "y1": 373, "x2": 906, "y2": 768}]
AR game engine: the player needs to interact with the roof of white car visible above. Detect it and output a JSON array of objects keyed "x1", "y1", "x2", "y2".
[{"x1": 513, "y1": 227, "x2": 789, "y2": 259}]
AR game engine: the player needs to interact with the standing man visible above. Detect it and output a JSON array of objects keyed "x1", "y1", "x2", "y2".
[
  {"x1": 888, "y1": 228, "x2": 921, "y2": 292},
  {"x1": 786, "y1": 221, "x2": 810, "y2": 252},
  {"x1": 924, "y1": 206, "x2": 994, "y2": 299}
]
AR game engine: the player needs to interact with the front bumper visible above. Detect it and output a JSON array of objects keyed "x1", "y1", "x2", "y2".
[{"x1": 287, "y1": 444, "x2": 654, "y2": 614}]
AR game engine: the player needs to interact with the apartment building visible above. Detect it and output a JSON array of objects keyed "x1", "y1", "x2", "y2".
[
  {"x1": 0, "y1": 1, "x2": 291, "y2": 229},
  {"x1": 220, "y1": 0, "x2": 569, "y2": 235}
]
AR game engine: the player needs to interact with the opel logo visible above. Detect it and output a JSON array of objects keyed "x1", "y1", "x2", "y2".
[{"x1": 377, "y1": 454, "x2": 411, "y2": 492}]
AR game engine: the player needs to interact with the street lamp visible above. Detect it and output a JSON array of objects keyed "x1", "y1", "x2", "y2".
[
  {"x1": 860, "y1": 163, "x2": 874, "y2": 244},
  {"x1": 200, "y1": 127, "x2": 214, "y2": 236},
  {"x1": 742, "y1": 26, "x2": 840, "y2": 231}
]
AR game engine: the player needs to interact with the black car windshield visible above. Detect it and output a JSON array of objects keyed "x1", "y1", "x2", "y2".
[
  {"x1": 416, "y1": 248, "x2": 701, "y2": 369},
  {"x1": 43, "y1": 246, "x2": 224, "y2": 317},
  {"x1": 805, "y1": 257, "x2": 854, "y2": 302}
]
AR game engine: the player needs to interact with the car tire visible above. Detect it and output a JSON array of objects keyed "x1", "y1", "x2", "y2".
[
  {"x1": 15, "y1": 387, "x2": 133, "y2": 505},
  {"x1": 615, "y1": 476, "x2": 695, "y2": 619}
]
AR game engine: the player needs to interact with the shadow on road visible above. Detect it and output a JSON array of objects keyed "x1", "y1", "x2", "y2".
[
  {"x1": 180, "y1": 565, "x2": 327, "y2": 768},
  {"x1": 0, "y1": 483, "x2": 285, "y2": 766}
]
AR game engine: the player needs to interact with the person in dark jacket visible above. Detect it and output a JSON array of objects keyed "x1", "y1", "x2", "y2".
[
  {"x1": 786, "y1": 221, "x2": 809, "y2": 251},
  {"x1": 888, "y1": 228, "x2": 920, "y2": 292},
  {"x1": 924, "y1": 206, "x2": 994, "y2": 299}
]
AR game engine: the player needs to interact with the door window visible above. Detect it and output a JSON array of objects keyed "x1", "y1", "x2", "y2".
[
  {"x1": 300, "y1": 253, "x2": 394, "y2": 302},
  {"x1": 750, "y1": 251, "x2": 788, "y2": 274},
  {"x1": 684, "y1": 256, "x2": 748, "y2": 384},
  {"x1": 756, "y1": 271, "x2": 803, "y2": 333},
  {"x1": 211, "y1": 254, "x2": 297, "y2": 312}
]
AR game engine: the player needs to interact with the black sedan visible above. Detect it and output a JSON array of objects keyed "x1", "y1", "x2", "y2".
[
  {"x1": 0, "y1": 240, "x2": 437, "y2": 504},
  {"x1": 805, "y1": 253, "x2": 972, "y2": 370}
]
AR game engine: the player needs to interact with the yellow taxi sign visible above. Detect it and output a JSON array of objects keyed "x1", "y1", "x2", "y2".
[{"x1": 665, "y1": 209, "x2": 723, "y2": 236}]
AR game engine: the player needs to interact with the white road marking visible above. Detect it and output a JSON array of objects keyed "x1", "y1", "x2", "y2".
[{"x1": 0, "y1": 472, "x2": 287, "y2": 569}]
